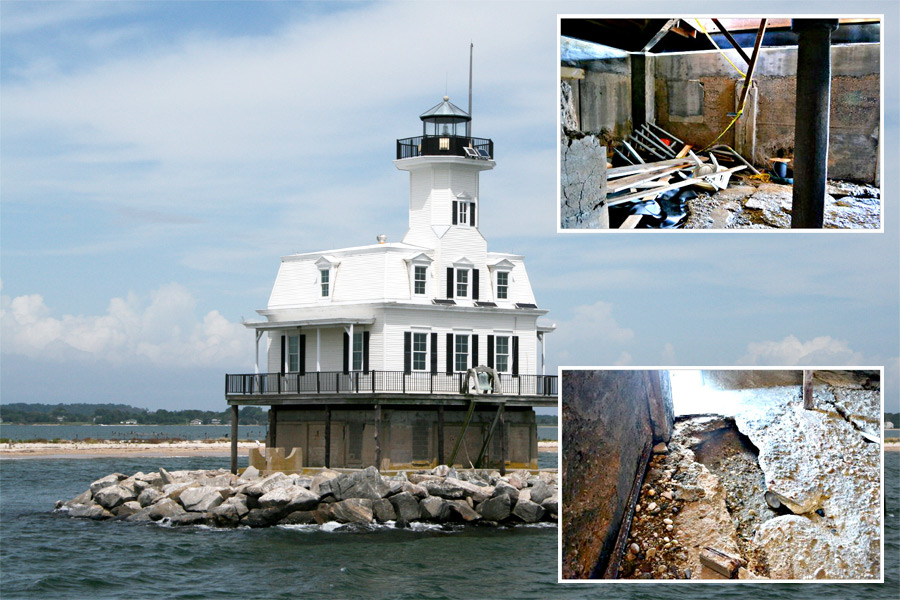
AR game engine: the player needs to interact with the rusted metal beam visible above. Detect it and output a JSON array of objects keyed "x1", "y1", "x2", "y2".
[{"x1": 602, "y1": 439, "x2": 653, "y2": 579}]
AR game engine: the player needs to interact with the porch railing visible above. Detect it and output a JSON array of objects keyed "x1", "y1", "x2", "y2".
[{"x1": 225, "y1": 371, "x2": 556, "y2": 397}]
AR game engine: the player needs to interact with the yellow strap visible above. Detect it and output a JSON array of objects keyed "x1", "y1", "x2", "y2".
[{"x1": 695, "y1": 19, "x2": 745, "y2": 77}]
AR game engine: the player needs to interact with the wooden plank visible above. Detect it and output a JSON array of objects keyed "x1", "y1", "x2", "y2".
[
  {"x1": 608, "y1": 165, "x2": 746, "y2": 207},
  {"x1": 608, "y1": 164, "x2": 685, "y2": 193},
  {"x1": 608, "y1": 158, "x2": 698, "y2": 179},
  {"x1": 675, "y1": 144, "x2": 693, "y2": 159},
  {"x1": 737, "y1": 20, "x2": 768, "y2": 111},
  {"x1": 560, "y1": 66, "x2": 585, "y2": 80},
  {"x1": 620, "y1": 215, "x2": 643, "y2": 229}
]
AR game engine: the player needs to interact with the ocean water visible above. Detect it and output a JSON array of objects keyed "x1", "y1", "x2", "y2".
[
  {"x1": 1, "y1": 452, "x2": 896, "y2": 599},
  {"x1": 0, "y1": 424, "x2": 559, "y2": 442}
]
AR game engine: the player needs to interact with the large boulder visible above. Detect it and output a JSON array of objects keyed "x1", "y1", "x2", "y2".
[
  {"x1": 64, "y1": 490, "x2": 93, "y2": 509},
  {"x1": 310, "y1": 469, "x2": 341, "y2": 496},
  {"x1": 68, "y1": 503, "x2": 113, "y2": 520},
  {"x1": 401, "y1": 481, "x2": 428, "y2": 499},
  {"x1": 331, "y1": 498, "x2": 374, "y2": 524},
  {"x1": 478, "y1": 494, "x2": 512, "y2": 521},
  {"x1": 137, "y1": 488, "x2": 163, "y2": 508},
  {"x1": 529, "y1": 480, "x2": 552, "y2": 505},
  {"x1": 89, "y1": 473, "x2": 126, "y2": 496},
  {"x1": 179, "y1": 486, "x2": 224, "y2": 512},
  {"x1": 280, "y1": 511, "x2": 317, "y2": 525},
  {"x1": 372, "y1": 498, "x2": 397, "y2": 522},
  {"x1": 419, "y1": 496, "x2": 449, "y2": 521},
  {"x1": 94, "y1": 484, "x2": 137, "y2": 510},
  {"x1": 211, "y1": 497, "x2": 249, "y2": 524},
  {"x1": 511, "y1": 498, "x2": 545, "y2": 523},
  {"x1": 423, "y1": 478, "x2": 491, "y2": 503},
  {"x1": 329, "y1": 467, "x2": 390, "y2": 501},
  {"x1": 166, "y1": 512, "x2": 211, "y2": 527},
  {"x1": 243, "y1": 507, "x2": 283, "y2": 528},
  {"x1": 541, "y1": 495, "x2": 558, "y2": 516},
  {"x1": 446, "y1": 500, "x2": 481, "y2": 523},
  {"x1": 147, "y1": 498, "x2": 186, "y2": 521},
  {"x1": 114, "y1": 501, "x2": 143, "y2": 517},
  {"x1": 491, "y1": 481, "x2": 520, "y2": 504},
  {"x1": 243, "y1": 472, "x2": 290, "y2": 497},
  {"x1": 389, "y1": 492, "x2": 420, "y2": 522},
  {"x1": 258, "y1": 486, "x2": 319, "y2": 512}
]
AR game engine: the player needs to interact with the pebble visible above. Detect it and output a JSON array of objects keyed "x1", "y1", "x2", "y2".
[
  {"x1": 666, "y1": 524, "x2": 674, "y2": 531},
  {"x1": 647, "y1": 489, "x2": 656, "y2": 497},
  {"x1": 630, "y1": 543, "x2": 640, "y2": 554},
  {"x1": 646, "y1": 548, "x2": 657, "y2": 559},
  {"x1": 661, "y1": 491, "x2": 673, "y2": 500},
  {"x1": 635, "y1": 504, "x2": 641, "y2": 512},
  {"x1": 663, "y1": 518, "x2": 673, "y2": 525},
  {"x1": 647, "y1": 501, "x2": 658, "y2": 512}
]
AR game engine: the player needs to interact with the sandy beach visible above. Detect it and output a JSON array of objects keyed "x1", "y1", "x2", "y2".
[{"x1": 0, "y1": 439, "x2": 560, "y2": 458}]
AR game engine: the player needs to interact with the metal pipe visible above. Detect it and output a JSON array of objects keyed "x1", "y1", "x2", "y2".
[
  {"x1": 613, "y1": 147, "x2": 635, "y2": 165},
  {"x1": 622, "y1": 140, "x2": 644, "y2": 164},
  {"x1": 648, "y1": 122, "x2": 685, "y2": 147},
  {"x1": 708, "y1": 144, "x2": 760, "y2": 175},
  {"x1": 640, "y1": 125, "x2": 677, "y2": 157}
]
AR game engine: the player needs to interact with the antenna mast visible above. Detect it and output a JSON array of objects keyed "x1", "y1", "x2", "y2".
[{"x1": 467, "y1": 42, "x2": 473, "y2": 137}]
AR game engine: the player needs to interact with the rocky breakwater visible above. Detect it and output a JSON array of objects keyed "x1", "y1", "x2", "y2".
[{"x1": 55, "y1": 465, "x2": 558, "y2": 529}]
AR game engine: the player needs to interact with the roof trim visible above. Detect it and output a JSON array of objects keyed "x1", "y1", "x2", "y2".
[{"x1": 244, "y1": 317, "x2": 376, "y2": 331}]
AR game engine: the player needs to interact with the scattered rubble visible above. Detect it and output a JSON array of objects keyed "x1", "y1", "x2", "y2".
[
  {"x1": 55, "y1": 465, "x2": 558, "y2": 529},
  {"x1": 619, "y1": 381, "x2": 880, "y2": 580}
]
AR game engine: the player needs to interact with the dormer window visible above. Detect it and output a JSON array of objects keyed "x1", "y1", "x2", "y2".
[
  {"x1": 414, "y1": 266, "x2": 427, "y2": 295},
  {"x1": 315, "y1": 255, "x2": 340, "y2": 300},
  {"x1": 456, "y1": 269, "x2": 469, "y2": 297},
  {"x1": 405, "y1": 253, "x2": 433, "y2": 298},
  {"x1": 447, "y1": 259, "x2": 479, "y2": 301},
  {"x1": 320, "y1": 269, "x2": 330, "y2": 297},
  {"x1": 496, "y1": 271, "x2": 509, "y2": 299}
]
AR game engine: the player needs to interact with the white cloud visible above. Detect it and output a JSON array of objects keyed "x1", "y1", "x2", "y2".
[
  {"x1": 738, "y1": 335, "x2": 865, "y2": 366},
  {"x1": 550, "y1": 300, "x2": 635, "y2": 367},
  {"x1": 0, "y1": 282, "x2": 248, "y2": 368},
  {"x1": 661, "y1": 342, "x2": 677, "y2": 364}
]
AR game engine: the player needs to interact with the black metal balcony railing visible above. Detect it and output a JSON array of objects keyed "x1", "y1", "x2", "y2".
[
  {"x1": 396, "y1": 136, "x2": 493, "y2": 160},
  {"x1": 226, "y1": 371, "x2": 556, "y2": 397}
]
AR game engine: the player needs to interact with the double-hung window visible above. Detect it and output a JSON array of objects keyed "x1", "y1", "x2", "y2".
[
  {"x1": 320, "y1": 269, "x2": 330, "y2": 297},
  {"x1": 412, "y1": 333, "x2": 428, "y2": 371},
  {"x1": 496, "y1": 271, "x2": 509, "y2": 299},
  {"x1": 458, "y1": 202, "x2": 468, "y2": 224},
  {"x1": 288, "y1": 335, "x2": 301, "y2": 372},
  {"x1": 456, "y1": 269, "x2": 469, "y2": 298},
  {"x1": 495, "y1": 336, "x2": 510, "y2": 372},
  {"x1": 352, "y1": 332, "x2": 364, "y2": 371},
  {"x1": 455, "y1": 334, "x2": 469, "y2": 372},
  {"x1": 414, "y1": 266, "x2": 427, "y2": 295}
]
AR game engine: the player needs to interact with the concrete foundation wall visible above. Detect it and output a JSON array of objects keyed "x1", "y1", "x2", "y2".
[
  {"x1": 562, "y1": 370, "x2": 674, "y2": 579},
  {"x1": 654, "y1": 43, "x2": 880, "y2": 183},
  {"x1": 272, "y1": 404, "x2": 537, "y2": 469},
  {"x1": 566, "y1": 42, "x2": 880, "y2": 184}
]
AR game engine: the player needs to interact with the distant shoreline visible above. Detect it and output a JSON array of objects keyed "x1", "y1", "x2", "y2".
[{"x1": 0, "y1": 439, "x2": 559, "y2": 459}]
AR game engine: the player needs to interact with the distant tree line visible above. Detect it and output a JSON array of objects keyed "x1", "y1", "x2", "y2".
[
  {"x1": 536, "y1": 414, "x2": 558, "y2": 426},
  {"x1": 886, "y1": 412, "x2": 900, "y2": 427},
  {"x1": 0, "y1": 403, "x2": 267, "y2": 425}
]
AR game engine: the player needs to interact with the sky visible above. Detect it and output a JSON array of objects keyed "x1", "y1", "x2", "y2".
[{"x1": 1, "y1": 1, "x2": 898, "y2": 413}]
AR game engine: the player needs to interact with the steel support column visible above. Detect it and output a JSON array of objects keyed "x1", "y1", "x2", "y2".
[
  {"x1": 791, "y1": 19, "x2": 839, "y2": 228},
  {"x1": 230, "y1": 404, "x2": 239, "y2": 474}
]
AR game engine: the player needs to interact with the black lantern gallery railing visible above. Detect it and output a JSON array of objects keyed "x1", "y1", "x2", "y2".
[
  {"x1": 226, "y1": 370, "x2": 556, "y2": 397},
  {"x1": 396, "y1": 136, "x2": 493, "y2": 160}
]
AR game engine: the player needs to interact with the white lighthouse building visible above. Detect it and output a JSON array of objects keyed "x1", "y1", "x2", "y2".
[{"x1": 226, "y1": 96, "x2": 555, "y2": 473}]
